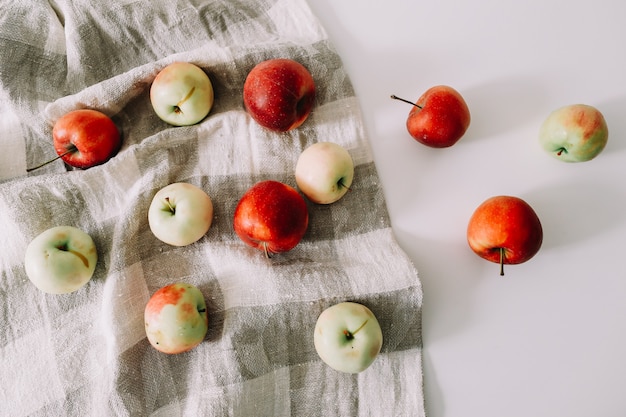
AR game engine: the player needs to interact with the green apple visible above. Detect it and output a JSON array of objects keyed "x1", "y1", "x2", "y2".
[
  {"x1": 150, "y1": 62, "x2": 214, "y2": 126},
  {"x1": 24, "y1": 226, "x2": 97, "y2": 294},
  {"x1": 295, "y1": 142, "x2": 354, "y2": 204},
  {"x1": 313, "y1": 302, "x2": 383, "y2": 373},
  {"x1": 144, "y1": 282, "x2": 208, "y2": 354},
  {"x1": 539, "y1": 104, "x2": 609, "y2": 162},
  {"x1": 148, "y1": 182, "x2": 214, "y2": 247}
]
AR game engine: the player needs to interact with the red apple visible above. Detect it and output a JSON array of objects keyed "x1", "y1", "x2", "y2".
[
  {"x1": 467, "y1": 195, "x2": 543, "y2": 276},
  {"x1": 391, "y1": 85, "x2": 470, "y2": 148},
  {"x1": 243, "y1": 58, "x2": 316, "y2": 132},
  {"x1": 27, "y1": 109, "x2": 121, "y2": 171},
  {"x1": 233, "y1": 180, "x2": 309, "y2": 257}
]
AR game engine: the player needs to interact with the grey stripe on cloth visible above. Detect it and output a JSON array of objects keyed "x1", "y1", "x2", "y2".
[{"x1": 0, "y1": 0, "x2": 425, "y2": 416}]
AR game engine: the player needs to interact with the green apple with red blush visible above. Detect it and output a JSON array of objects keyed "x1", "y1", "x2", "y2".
[
  {"x1": 391, "y1": 85, "x2": 471, "y2": 148},
  {"x1": 539, "y1": 104, "x2": 608, "y2": 162},
  {"x1": 295, "y1": 142, "x2": 354, "y2": 204},
  {"x1": 150, "y1": 62, "x2": 214, "y2": 126},
  {"x1": 144, "y1": 282, "x2": 209, "y2": 354}
]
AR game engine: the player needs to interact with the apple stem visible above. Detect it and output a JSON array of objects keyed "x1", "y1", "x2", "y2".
[
  {"x1": 338, "y1": 178, "x2": 351, "y2": 192},
  {"x1": 344, "y1": 319, "x2": 369, "y2": 340},
  {"x1": 390, "y1": 94, "x2": 422, "y2": 109},
  {"x1": 499, "y1": 247, "x2": 505, "y2": 276},
  {"x1": 262, "y1": 242, "x2": 272, "y2": 259},
  {"x1": 174, "y1": 86, "x2": 196, "y2": 114},
  {"x1": 164, "y1": 197, "x2": 176, "y2": 214},
  {"x1": 26, "y1": 146, "x2": 77, "y2": 173}
]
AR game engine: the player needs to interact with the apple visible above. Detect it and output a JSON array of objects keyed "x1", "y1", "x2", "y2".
[
  {"x1": 313, "y1": 302, "x2": 383, "y2": 374},
  {"x1": 243, "y1": 58, "x2": 316, "y2": 132},
  {"x1": 24, "y1": 225, "x2": 98, "y2": 294},
  {"x1": 467, "y1": 195, "x2": 543, "y2": 276},
  {"x1": 144, "y1": 282, "x2": 208, "y2": 354},
  {"x1": 150, "y1": 62, "x2": 214, "y2": 126},
  {"x1": 539, "y1": 103, "x2": 609, "y2": 162},
  {"x1": 295, "y1": 142, "x2": 354, "y2": 204},
  {"x1": 148, "y1": 182, "x2": 214, "y2": 247},
  {"x1": 391, "y1": 85, "x2": 471, "y2": 148},
  {"x1": 233, "y1": 180, "x2": 308, "y2": 257},
  {"x1": 27, "y1": 109, "x2": 121, "y2": 172}
]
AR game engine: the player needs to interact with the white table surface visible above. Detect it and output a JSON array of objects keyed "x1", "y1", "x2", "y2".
[{"x1": 308, "y1": 1, "x2": 626, "y2": 416}]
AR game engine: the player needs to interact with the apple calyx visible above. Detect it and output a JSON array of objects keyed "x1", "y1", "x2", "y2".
[
  {"x1": 344, "y1": 319, "x2": 369, "y2": 340},
  {"x1": 390, "y1": 94, "x2": 422, "y2": 109},
  {"x1": 26, "y1": 145, "x2": 77, "y2": 173},
  {"x1": 174, "y1": 87, "x2": 196, "y2": 114}
]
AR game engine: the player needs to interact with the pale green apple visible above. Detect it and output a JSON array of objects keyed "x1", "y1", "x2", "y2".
[
  {"x1": 148, "y1": 182, "x2": 214, "y2": 247},
  {"x1": 24, "y1": 225, "x2": 97, "y2": 294},
  {"x1": 295, "y1": 142, "x2": 354, "y2": 204},
  {"x1": 539, "y1": 104, "x2": 608, "y2": 162},
  {"x1": 313, "y1": 302, "x2": 383, "y2": 373},
  {"x1": 150, "y1": 62, "x2": 214, "y2": 126},
  {"x1": 144, "y1": 282, "x2": 208, "y2": 354}
]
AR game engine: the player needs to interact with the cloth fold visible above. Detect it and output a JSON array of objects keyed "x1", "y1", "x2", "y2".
[{"x1": 0, "y1": 1, "x2": 425, "y2": 416}]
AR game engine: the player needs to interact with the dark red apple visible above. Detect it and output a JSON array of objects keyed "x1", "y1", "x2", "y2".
[
  {"x1": 391, "y1": 85, "x2": 470, "y2": 148},
  {"x1": 467, "y1": 195, "x2": 543, "y2": 275},
  {"x1": 243, "y1": 58, "x2": 316, "y2": 132},
  {"x1": 233, "y1": 180, "x2": 309, "y2": 257},
  {"x1": 28, "y1": 109, "x2": 121, "y2": 172}
]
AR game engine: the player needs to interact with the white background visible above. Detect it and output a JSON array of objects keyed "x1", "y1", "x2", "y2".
[{"x1": 308, "y1": 1, "x2": 626, "y2": 416}]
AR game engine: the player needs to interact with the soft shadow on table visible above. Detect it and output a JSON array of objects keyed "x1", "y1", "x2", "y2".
[
  {"x1": 522, "y1": 178, "x2": 626, "y2": 251},
  {"x1": 393, "y1": 230, "x2": 486, "y2": 415},
  {"x1": 461, "y1": 74, "x2": 550, "y2": 143}
]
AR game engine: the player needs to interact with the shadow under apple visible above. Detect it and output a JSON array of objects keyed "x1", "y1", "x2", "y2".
[
  {"x1": 461, "y1": 74, "x2": 549, "y2": 143},
  {"x1": 522, "y1": 179, "x2": 626, "y2": 251}
]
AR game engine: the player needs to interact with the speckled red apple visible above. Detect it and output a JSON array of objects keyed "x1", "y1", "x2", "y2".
[{"x1": 243, "y1": 58, "x2": 316, "y2": 132}]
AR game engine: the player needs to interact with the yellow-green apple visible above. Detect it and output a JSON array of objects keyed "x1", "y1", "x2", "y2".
[
  {"x1": 150, "y1": 62, "x2": 214, "y2": 126},
  {"x1": 24, "y1": 225, "x2": 98, "y2": 294},
  {"x1": 144, "y1": 282, "x2": 208, "y2": 354},
  {"x1": 467, "y1": 196, "x2": 543, "y2": 276},
  {"x1": 295, "y1": 142, "x2": 354, "y2": 204},
  {"x1": 539, "y1": 104, "x2": 609, "y2": 162},
  {"x1": 27, "y1": 109, "x2": 121, "y2": 172},
  {"x1": 313, "y1": 302, "x2": 383, "y2": 374},
  {"x1": 391, "y1": 85, "x2": 470, "y2": 148},
  {"x1": 243, "y1": 58, "x2": 316, "y2": 132},
  {"x1": 148, "y1": 182, "x2": 213, "y2": 247},
  {"x1": 233, "y1": 180, "x2": 308, "y2": 257}
]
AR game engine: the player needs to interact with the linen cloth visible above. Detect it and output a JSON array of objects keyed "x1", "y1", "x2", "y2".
[{"x1": 0, "y1": 1, "x2": 425, "y2": 416}]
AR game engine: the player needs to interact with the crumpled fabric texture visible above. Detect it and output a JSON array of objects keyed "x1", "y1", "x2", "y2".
[{"x1": 0, "y1": 1, "x2": 425, "y2": 416}]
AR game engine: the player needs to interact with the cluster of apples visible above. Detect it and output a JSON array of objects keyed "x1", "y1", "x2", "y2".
[
  {"x1": 392, "y1": 85, "x2": 609, "y2": 275},
  {"x1": 23, "y1": 58, "x2": 383, "y2": 374}
]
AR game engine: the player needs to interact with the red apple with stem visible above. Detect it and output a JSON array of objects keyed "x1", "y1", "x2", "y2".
[
  {"x1": 467, "y1": 195, "x2": 543, "y2": 276},
  {"x1": 243, "y1": 58, "x2": 316, "y2": 132},
  {"x1": 27, "y1": 109, "x2": 121, "y2": 172},
  {"x1": 391, "y1": 85, "x2": 470, "y2": 148},
  {"x1": 233, "y1": 180, "x2": 309, "y2": 258}
]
